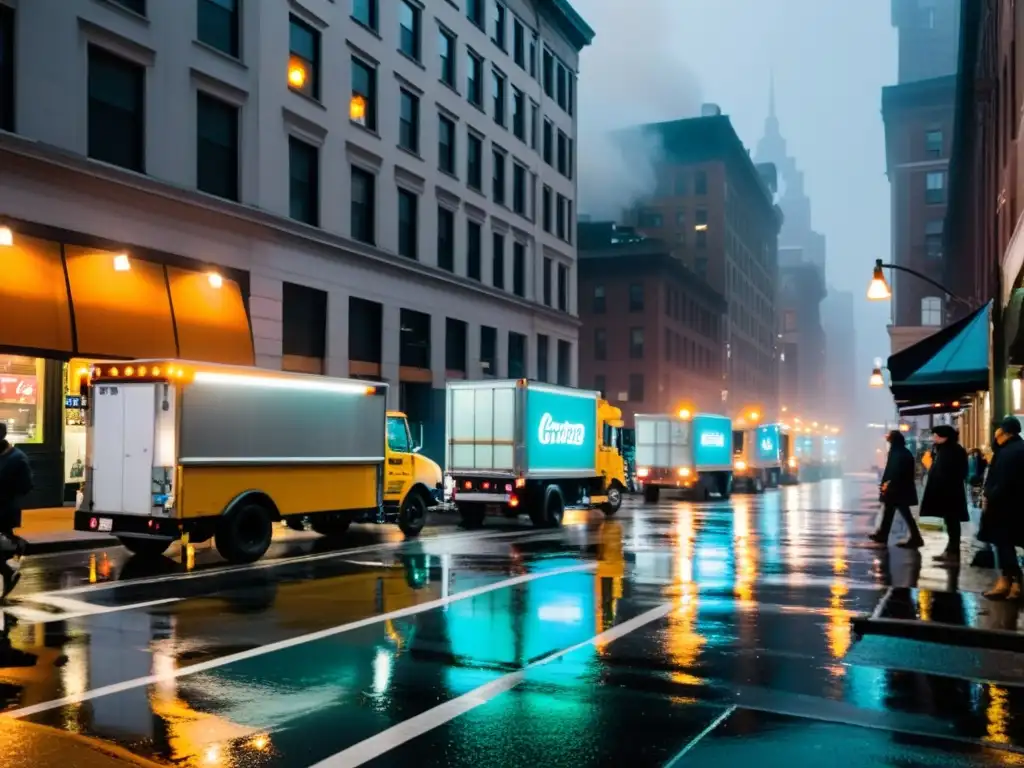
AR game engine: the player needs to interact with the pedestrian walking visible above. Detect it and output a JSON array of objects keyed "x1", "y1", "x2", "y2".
[
  {"x1": 0, "y1": 423, "x2": 32, "y2": 598},
  {"x1": 919, "y1": 424, "x2": 969, "y2": 565},
  {"x1": 978, "y1": 416, "x2": 1024, "y2": 600},
  {"x1": 869, "y1": 429, "x2": 925, "y2": 549}
]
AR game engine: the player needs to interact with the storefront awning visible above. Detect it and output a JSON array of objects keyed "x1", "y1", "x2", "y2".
[
  {"x1": 0, "y1": 235, "x2": 75, "y2": 354},
  {"x1": 167, "y1": 268, "x2": 253, "y2": 365},
  {"x1": 889, "y1": 301, "x2": 990, "y2": 407}
]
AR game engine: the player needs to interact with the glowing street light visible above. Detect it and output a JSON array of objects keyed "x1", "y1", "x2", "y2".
[
  {"x1": 113, "y1": 253, "x2": 131, "y2": 272},
  {"x1": 867, "y1": 259, "x2": 891, "y2": 301},
  {"x1": 0, "y1": 225, "x2": 13, "y2": 247},
  {"x1": 869, "y1": 367, "x2": 885, "y2": 388},
  {"x1": 207, "y1": 271, "x2": 223, "y2": 289}
]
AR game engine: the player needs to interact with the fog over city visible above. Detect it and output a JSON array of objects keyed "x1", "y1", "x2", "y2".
[{"x1": 574, "y1": 0, "x2": 897, "y2": 461}]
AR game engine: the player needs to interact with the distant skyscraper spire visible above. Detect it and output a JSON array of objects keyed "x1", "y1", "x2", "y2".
[{"x1": 768, "y1": 68, "x2": 776, "y2": 120}]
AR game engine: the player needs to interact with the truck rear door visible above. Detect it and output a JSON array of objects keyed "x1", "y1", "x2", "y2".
[{"x1": 91, "y1": 383, "x2": 156, "y2": 516}]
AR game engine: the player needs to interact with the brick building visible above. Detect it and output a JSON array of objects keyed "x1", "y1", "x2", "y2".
[
  {"x1": 616, "y1": 112, "x2": 782, "y2": 415},
  {"x1": 577, "y1": 223, "x2": 726, "y2": 427}
]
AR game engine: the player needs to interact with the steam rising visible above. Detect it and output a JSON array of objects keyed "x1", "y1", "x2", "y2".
[{"x1": 574, "y1": 0, "x2": 704, "y2": 220}]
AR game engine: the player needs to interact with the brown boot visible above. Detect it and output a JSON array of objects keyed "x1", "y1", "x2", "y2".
[
  {"x1": 1008, "y1": 581, "x2": 1022, "y2": 601},
  {"x1": 984, "y1": 576, "x2": 1012, "y2": 600}
]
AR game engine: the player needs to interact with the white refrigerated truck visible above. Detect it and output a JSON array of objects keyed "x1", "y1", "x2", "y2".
[{"x1": 635, "y1": 412, "x2": 734, "y2": 501}]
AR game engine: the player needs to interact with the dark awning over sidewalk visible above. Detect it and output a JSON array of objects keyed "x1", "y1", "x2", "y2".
[{"x1": 888, "y1": 301, "x2": 990, "y2": 408}]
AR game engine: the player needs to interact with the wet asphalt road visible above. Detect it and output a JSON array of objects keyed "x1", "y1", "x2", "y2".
[{"x1": 0, "y1": 478, "x2": 1023, "y2": 767}]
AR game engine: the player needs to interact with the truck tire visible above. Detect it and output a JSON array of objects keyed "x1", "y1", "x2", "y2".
[
  {"x1": 310, "y1": 515, "x2": 351, "y2": 538},
  {"x1": 118, "y1": 537, "x2": 171, "y2": 558},
  {"x1": 216, "y1": 502, "x2": 273, "y2": 564},
  {"x1": 398, "y1": 492, "x2": 428, "y2": 537},
  {"x1": 458, "y1": 503, "x2": 486, "y2": 529},
  {"x1": 642, "y1": 485, "x2": 660, "y2": 503},
  {"x1": 601, "y1": 483, "x2": 623, "y2": 516},
  {"x1": 538, "y1": 485, "x2": 565, "y2": 528}
]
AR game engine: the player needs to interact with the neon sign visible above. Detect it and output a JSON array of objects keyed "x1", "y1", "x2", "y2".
[
  {"x1": 537, "y1": 413, "x2": 586, "y2": 446},
  {"x1": 699, "y1": 431, "x2": 725, "y2": 448}
]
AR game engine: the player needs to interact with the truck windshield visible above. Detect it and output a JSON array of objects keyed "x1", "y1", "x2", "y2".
[
  {"x1": 602, "y1": 423, "x2": 621, "y2": 452},
  {"x1": 386, "y1": 416, "x2": 411, "y2": 453},
  {"x1": 733, "y1": 430, "x2": 745, "y2": 454}
]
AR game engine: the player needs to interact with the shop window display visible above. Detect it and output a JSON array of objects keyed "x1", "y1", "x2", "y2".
[
  {"x1": 63, "y1": 363, "x2": 88, "y2": 485},
  {"x1": 0, "y1": 355, "x2": 44, "y2": 444}
]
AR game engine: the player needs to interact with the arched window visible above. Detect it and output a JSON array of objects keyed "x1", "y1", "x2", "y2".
[{"x1": 921, "y1": 296, "x2": 942, "y2": 326}]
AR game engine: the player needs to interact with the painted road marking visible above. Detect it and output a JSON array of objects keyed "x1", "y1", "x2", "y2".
[
  {"x1": 311, "y1": 602, "x2": 675, "y2": 768},
  {"x1": 5, "y1": 596, "x2": 181, "y2": 624},
  {"x1": 2, "y1": 562, "x2": 595, "y2": 719},
  {"x1": 663, "y1": 705, "x2": 738, "y2": 766}
]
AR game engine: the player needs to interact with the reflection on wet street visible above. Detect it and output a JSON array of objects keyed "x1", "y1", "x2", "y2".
[{"x1": 0, "y1": 478, "x2": 1022, "y2": 766}]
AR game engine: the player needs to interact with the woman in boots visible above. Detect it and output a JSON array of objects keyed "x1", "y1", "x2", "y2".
[
  {"x1": 869, "y1": 430, "x2": 925, "y2": 548},
  {"x1": 979, "y1": 417, "x2": 1024, "y2": 600},
  {"x1": 919, "y1": 425, "x2": 968, "y2": 565}
]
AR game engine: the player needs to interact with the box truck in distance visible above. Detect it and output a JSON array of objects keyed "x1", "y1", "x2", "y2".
[
  {"x1": 635, "y1": 412, "x2": 733, "y2": 501},
  {"x1": 732, "y1": 423, "x2": 787, "y2": 492},
  {"x1": 445, "y1": 380, "x2": 627, "y2": 528},
  {"x1": 75, "y1": 361, "x2": 443, "y2": 563}
]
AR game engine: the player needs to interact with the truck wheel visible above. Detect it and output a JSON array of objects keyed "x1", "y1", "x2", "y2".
[
  {"x1": 216, "y1": 502, "x2": 273, "y2": 564},
  {"x1": 601, "y1": 483, "x2": 623, "y2": 516},
  {"x1": 642, "y1": 485, "x2": 660, "y2": 503},
  {"x1": 458, "y1": 503, "x2": 486, "y2": 529},
  {"x1": 541, "y1": 485, "x2": 565, "y2": 528},
  {"x1": 398, "y1": 492, "x2": 428, "y2": 537},
  {"x1": 310, "y1": 515, "x2": 351, "y2": 538},
  {"x1": 118, "y1": 537, "x2": 170, "y2": 558}
]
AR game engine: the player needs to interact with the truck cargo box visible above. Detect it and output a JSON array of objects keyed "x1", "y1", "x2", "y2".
[
  {"x1": 754, "y1": 424, "x2": 782, "y2": 466},
  {"x1": 634, "y1": 415, "x2": 691, "y2": 470},
  {"x1": 445, "y1": 380, "x2": 598, "y2": 479},
  {"x1": 691, "y1": 414, "x2": 733, "y2": 470}
]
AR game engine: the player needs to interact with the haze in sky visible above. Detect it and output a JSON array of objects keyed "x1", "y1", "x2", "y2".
[{"x1": 573, "y1": 0, "x2": 897, "y2": 454}]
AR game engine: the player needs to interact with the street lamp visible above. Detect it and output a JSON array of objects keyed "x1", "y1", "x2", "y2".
[
  {"x1": 869, "y1": 357, "x2": 886, "y2": 388},
  {"x1": 867, "y1": 262, "x2": 890, "y2": 300},
  {"x1": 865, "y1": 258, "x2": 973, "y2": 308}
]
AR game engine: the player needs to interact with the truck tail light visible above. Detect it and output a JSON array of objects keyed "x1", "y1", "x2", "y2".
[
  {"x1": 677, "y1": 467, "x2": 691, "y2": 477},
  {"x1": 509, "y1": 495, "x2": 519, "y2": 508},
  {"x1": 515, "y1": 477, "x2": 526, "y2": 489},
  {"x1": 637, "y1": 467, "x2": 650, "y2": 478}
]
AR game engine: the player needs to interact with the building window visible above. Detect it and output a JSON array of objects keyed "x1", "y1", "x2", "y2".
[
  {"x1": 537, "y1": 334, "x2": 549, "y2": 382},
  {"x1": 557, "y1": 263, "x2": 568, "y2": 311},
  {"x1": 542, "y1": 185, "x2": 552, "y2": 232},
  {"x1": 595, "y1": 374, "x2": 606, "y2": 397},
  {"x1": 492, "y1": 232, "x2": 505, "y2": 289},
  {"x1": 513, "y1": 241, "x2": 526, "y2": 296},
  {"x1": 467, "y1": 132, "x2": 483, "y2": 190},
  {"x1": 350, "y1": 297, "x2": 383, "y2": 364},
  {"x1": 492, "y1": 149, "x2": 506, "y2": 204},
  {"x1": 282, "y1": 281, "x2": 328, "y2": 374},
  {"x1": 512, "y1": 162, "x2": 527, "y2": 215},
  {"x1": 398, "y1": 188, "x2": 418, "y2": 259},
  {"x1": 629, "y1": 283, "x2": 643, "y2": 312},
  {"x1": 530, "y1": 102, "x2": 539, "y2": 148},
  {"x1": 695, "y1": 170, "x2": 707, "y2": 195},
  {"x1": 921, "y1": 296, "x2": 942, "y2": 326},
  {"x1": 925, "y1": 171, "x2": 945, "y2": 204},
  {"x1": 782, "y1": 309, "x2": 797, "y2": 332},
  {"x1": 695, "y1": 207, "x2": 708, "y2": 247},
  {"x1": 446, "y1": 318, "x2": 468, "y2": 372},
  {"x1": 352, "y1": 0, "x2": 378, "y2": 31},
  {"x1": 664, "y1": 328, "x2": 672, "y2": 362},
  {"x1": 557, "y1": 340, "x2": 571, "y2": 386},
  {"x1": 288, "y1": 16, "x2": 319, "y2": 100},
  {"x1": 467, "y1": 52, "x2": 483, "y2": 107},
  {"x1": 555, "y1": 194, "x2": 566, "y2": 239},
  {"x1": 925, "y1": 219, "x2": 943, "y2": 258},
  {"x1": 467, "y1": 220, "x2": 482, "y2": 280},
  {"x1": 543, "y1": 119, "x2": 553, "y2": 164},
  {"x1": 351, "y1": 166, "x2": 376, "y2": 244},
  {"x1": 628, "y1": 373, "x2": 644, "y2": 402},
  {"x1": 437, "y1": 206, "x2": 455, "y2": 272},
  {"x1": 492, "y1": 70, "x2": 506, "y2": 126},
  {"x1": 112, "y1": 0, "x2": 146, "y2": 14},
  {"x1": 288, "y1": 136, "x2": 319, "y2": 225},
  {"x1": 593, "y1": 284, "x2": 606, "y2": 313},
  {"x1": 630, "y1": 328, "x2": 644, "y2": 359},
  {"x1": 351, "y1": 57, "x2": 377, "y2": 130},
  {"x1": 0, "y1": 5, "x2": 12, "y2": 132},
  {"x1": 543, "y1": 257, "x2": 552, "y2": 305},
  {"x1": 513, "y1": 18, "x2": 525, "y2": 69},
  {"x1": 399, "y1": 1, "x2": 421, "y2": 60},
  {"x1": 467, "y1": 0, "x2": 485, "y2": 29},
  {"x1": 480, "y1": 325, "x2": 497, "y2": 376},
  {"x1": 87, "y1": 46, "x2": 145, "y2": 172},
  {"x1": 196, "y1": 92, "x2": 239, "y2": 201},
  {"x1": 542, "y1": 48, "x2": 553, "y2": 96},
  {"x1": 556, "y1": 130, "x2": 568, "y2": 175},
  {"x1": 198, "y1": 0, "x2": 240, "y2": 58},
  {"x1": 438, "y1": 115, "x2": 456, "y2": 175},
  {"x1": 638, "y1": 209, "x2": 662, "y2": 228},
  {"x1": 493, "y1": 2, "x2": 506, "y2": 48},
  {"x1": 594, "y1": 328, "x2": 607, "y2": 360},
  {"x1": 512, "y1": 88, "x2": 525, "y2": 140},
  {"x1": 399, "y1": 89, "x2": 420, "y2": 153},
  {"x1": 508, "y1": 332, "x2": 527, "y2": 378},
  {"x1": 556, "y1": 62, "x2": 567, "y2": 110},
  {"x1": 400, "y1": 309, "x2": 430, "y2": 369},
  {"x1": 439, "y1": 28, "x2": 456, "y2": 87},
  {"x1": 925, "y1": 129, "x2": 942, "y2": 158}
]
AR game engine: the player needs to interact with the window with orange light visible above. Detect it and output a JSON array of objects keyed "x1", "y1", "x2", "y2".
[
  {"x1": 288, "y1": 15, "x2": 319, "y2": 99},
  {"x1": 351, "y1": 56, "x2": 377, "y2": 130},
  {"x1": 0, "y1": 355, "x2": 44, "y2": 445}
]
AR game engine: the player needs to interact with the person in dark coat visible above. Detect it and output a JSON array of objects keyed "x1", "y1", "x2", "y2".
[
  {"x1": 869, "y1": 430, "x2": 925, "y2": 548},
  {"x1": 979, "y1": 416, "x2": 1024, "y2": 600},
  {"x1": 920, "y1": 424, "x2": 969, "y2": 564},
  {"x1": 0, "y1": 423, "x2": 32, "y2": 598}
]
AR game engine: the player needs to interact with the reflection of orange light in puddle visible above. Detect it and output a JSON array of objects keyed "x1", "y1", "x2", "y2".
[
  {"x1": 826, "y1": 582, "x2": 851, "y2": 659},
  {"x1": 987, "y1": 685, "x2": 1009, "y2": 745},
  {"x1": 249, "y1": 734, "x2": 270, "y2": 751}
]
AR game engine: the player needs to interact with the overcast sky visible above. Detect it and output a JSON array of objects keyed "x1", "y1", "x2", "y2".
[{"x1": 573, "y1": 0, "x2": 898, "y2": 441}]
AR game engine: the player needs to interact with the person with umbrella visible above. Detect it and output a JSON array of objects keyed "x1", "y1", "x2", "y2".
[{"x1": 919, "y1": 424, "x2": 969, "y2": 565}]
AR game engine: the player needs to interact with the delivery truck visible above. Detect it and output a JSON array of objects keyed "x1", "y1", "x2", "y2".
[
  {"x1": 732, "y1": 423, "x2": 788, "y2": 493},
  {"x1": 75, "y1": 360, "x2": 443, "y2": 563},
  {"x1": 794, "y1": 434, "x2": 824, "y2": 481},
  {"x1": 779, "y1": 425, "x2": 800, "y2": 484},
  {"x1": 445, "y1": 379, "x2": 626, "y2": 528},
  {"x1": 635, "y1": 412, "x2": 733, "y2": 501}
]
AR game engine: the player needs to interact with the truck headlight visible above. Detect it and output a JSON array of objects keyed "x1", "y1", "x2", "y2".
[
  {"x1": 677, "y1": 467, "x2": 691, "y2": 477},
  {"x1": 637, "y1": 467, "x2": 650, "y2": 478},
  {"x1": 734, "y1": 460, "x2": 746, "y2": 471},
  {"x1": 787, "y1": 457, "x2": 797, "y2": 468}
]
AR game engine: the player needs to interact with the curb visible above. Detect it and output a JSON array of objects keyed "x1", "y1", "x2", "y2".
[
  {"x1": 851, "y1": 613, "x2": 1024, "y2": 654},
  {"x1": 24, "y1": 536, "x2": 121, "y2": 556}
]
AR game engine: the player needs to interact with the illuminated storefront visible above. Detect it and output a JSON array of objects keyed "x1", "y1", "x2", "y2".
[{"x1": 0, "y1": 219, "x2": 254, "y2": 508}]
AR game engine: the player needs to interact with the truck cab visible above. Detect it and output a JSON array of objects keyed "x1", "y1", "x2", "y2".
[
  {"x1": 779, "y1": 427, "x2": 800, "y2": 484},
  {"x1": 383, "y1": 410, "x2": 444, "y2": 511},
  {"x1": 597, "y1": 400, "x2": 627, "y2": 514}
]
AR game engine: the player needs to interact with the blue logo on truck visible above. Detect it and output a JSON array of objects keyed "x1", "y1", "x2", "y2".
[
  {"x1": 756, "y1": 424, "x2": 780, "y2": 464},
  {"x1": 526, "y1": 388, "x2": 596, "y2": 472},
  {"x1": 692, "y1": 414, "x2": 732, "y2": 468}
]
